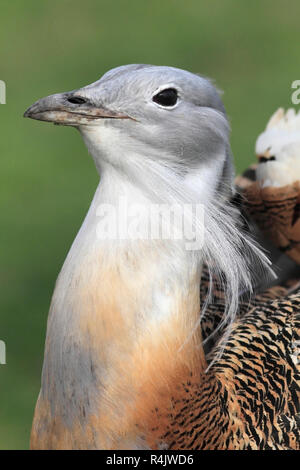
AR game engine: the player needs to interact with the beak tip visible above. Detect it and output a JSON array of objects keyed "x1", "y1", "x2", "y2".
[{"x1": 23, "y1": 105, "x2": 35, "y2": 119}]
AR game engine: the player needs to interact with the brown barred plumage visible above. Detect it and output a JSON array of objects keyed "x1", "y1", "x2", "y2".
[
  {"x1": 151, "y1": 289, "x2": 299, "y2": 450},
  {"x1": 236, "y1": 165, "x2": 300, "y2": 265},
  {"x1": 147, "y1": 170, "x2": 300, "y2": 450}
]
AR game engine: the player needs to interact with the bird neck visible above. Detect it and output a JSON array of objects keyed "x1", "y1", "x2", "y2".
[{"x1": 37, "y1": 166, "x2": 206, "y2": 449}]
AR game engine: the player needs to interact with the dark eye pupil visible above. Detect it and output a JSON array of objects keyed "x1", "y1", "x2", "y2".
[{"x1": 153, "y1": 88, "x2": 178, "y2": 107}]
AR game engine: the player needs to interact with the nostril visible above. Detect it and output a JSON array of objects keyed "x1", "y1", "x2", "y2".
[{"x1": 67, "y1": 96, "x2": 87, "y2": 105}]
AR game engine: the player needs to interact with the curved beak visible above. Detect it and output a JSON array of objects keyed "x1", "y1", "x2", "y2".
[{"x1": 24, "y1": 91, "x2": 131, "y2": 126}]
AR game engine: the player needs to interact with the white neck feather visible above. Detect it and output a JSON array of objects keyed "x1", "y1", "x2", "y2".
[{"x1": 33, "y1": 128, "x2": 269, "y2": 449}]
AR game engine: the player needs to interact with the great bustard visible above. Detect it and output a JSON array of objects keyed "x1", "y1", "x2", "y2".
[{"x1": 24, "y1": 65, "x2": 299, "y2": 450}]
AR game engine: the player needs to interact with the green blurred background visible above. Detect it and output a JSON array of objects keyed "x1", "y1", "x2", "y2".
[{"x1": 0, "y1": 0, "x2": 299, "y2": 449}]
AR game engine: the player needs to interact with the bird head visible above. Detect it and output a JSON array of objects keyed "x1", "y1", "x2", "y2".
[
  {"x1": 24, "y1": 64, "x2": 233, "y2": 202},
  {"x1": 255, "y1": 108, "x2": 300, "y2": 187}
]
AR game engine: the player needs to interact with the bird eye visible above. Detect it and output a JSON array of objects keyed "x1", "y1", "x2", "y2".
[{"x1": 152, "y1": 88, "x2": 178, "y2": 107}]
